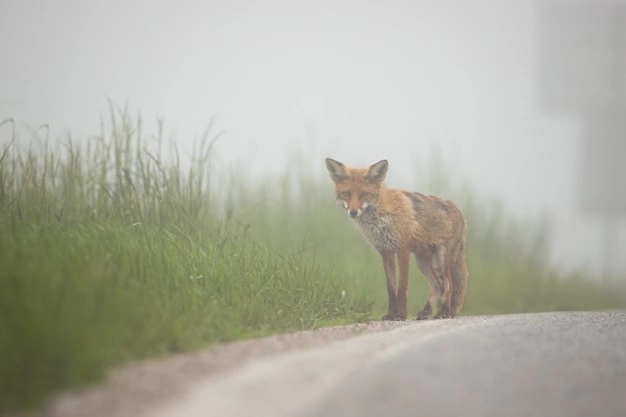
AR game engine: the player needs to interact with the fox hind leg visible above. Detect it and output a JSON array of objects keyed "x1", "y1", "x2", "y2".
[{"x1": 415, "y1": 250, "x2": 441, "y2": 320}]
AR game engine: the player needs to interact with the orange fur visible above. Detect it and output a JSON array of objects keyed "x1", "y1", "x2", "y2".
[{"x1": 325, "y1": 158, "x2": 469, "y2": 320}]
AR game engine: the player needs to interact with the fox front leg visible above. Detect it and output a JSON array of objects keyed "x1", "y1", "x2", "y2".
[
  {"x1": 395, "y1": 248, "x2": 410, "y2": 320},
  {"x1": 381, "y1": 251, "x2": 397, "y2": 320},
  {"x1": 381, "y1": 251, "x2": 406, "y2": 321}
]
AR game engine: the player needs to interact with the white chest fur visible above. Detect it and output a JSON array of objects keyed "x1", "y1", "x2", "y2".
[{"x1": 354, "y1": 210, "x2": 399, "y2": 251}]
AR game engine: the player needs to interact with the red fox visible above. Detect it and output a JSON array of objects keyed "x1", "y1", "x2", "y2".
[{"x1": 325, "y1": 158, "x2": 469, "y2": 320}]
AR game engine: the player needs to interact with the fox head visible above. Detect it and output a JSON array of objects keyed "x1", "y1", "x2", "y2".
[{"x1": 325, "y1": 158, "x2": 388, "y2": 218}]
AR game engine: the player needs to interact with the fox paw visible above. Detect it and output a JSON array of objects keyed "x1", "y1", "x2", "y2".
[{"x1": 415, "y1": 311, "x2": 431, "y2": 320}]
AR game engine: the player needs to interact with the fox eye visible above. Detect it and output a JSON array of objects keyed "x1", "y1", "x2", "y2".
[
  {"x1": 360, "y1": 192, "x2": 370, "y2": 200},
  {"x1": 339, "y1": 191, "x2": 351, "y2": 200}
]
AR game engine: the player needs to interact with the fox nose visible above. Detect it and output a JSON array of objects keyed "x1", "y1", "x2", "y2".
[{"x1": 349, "y1": 209, "x2": 358, "y2": 218}]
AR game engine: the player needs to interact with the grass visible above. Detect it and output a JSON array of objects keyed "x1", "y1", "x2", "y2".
[
  {"x1": 1, "y1": 106, "x2": 624, "y2": 413},
  {"x1": 0, "y1": 223, "x2": 364, "y2": 411}
]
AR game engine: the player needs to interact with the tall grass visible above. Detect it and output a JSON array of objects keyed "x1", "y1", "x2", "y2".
[
  {"x1": 0, "y1": 108, "x2": 368, "y2": 413},
  {"x1": 1, "y1": 107, "x2": 624, "y2": 412}
]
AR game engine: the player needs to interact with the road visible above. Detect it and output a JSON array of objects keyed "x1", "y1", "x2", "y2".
[{"x1": 146, "y1": 311, "x2": 626, "y2": 417}]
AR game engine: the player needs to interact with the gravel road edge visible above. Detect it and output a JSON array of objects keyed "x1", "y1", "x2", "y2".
[{"x1": 22, "y1": 321, "x2": 412, "y2": 417}]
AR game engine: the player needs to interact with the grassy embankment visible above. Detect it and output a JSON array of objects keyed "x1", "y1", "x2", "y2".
[{"x1": 1, "y1": 109, "x2": 624, "y2": 412}]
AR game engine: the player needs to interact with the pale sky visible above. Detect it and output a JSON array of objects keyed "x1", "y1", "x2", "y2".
[{"x1": 1, "y1": 0, "x2": 625, "y2": 277}]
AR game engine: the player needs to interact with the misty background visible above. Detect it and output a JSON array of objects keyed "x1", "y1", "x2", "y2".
[{"x1": 1, "y1": 0, "x2": 624, "y2": 278}]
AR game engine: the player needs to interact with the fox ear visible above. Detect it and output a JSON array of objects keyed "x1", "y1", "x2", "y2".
[
  {"x1": 365, "y1": 159, "x2": 388, "y2": 182},
  {"x1": 325, "y1": 158, "x2": 348, "y2": 183}
]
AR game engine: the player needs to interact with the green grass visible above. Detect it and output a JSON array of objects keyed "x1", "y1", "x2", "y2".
[
  {"x1": 1, "y1": 107, "x2": 624, "y2": 413},
  {"x1": 0, "y1": 223, "x2": 365, "y2": 411}
]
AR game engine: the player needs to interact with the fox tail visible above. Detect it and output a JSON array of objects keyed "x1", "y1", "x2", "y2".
[{"x1": 450, "y1": 234, "x2": 469, "y2": 316}]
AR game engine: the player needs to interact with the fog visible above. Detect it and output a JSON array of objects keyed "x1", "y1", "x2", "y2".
[{"x1": 1, "y1": 0, "x2": 625, "y2": 278}]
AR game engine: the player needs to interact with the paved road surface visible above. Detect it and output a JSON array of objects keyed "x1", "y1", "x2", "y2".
[{"x1": 147, "y1": 312, "x2": 626, "y2": 417}]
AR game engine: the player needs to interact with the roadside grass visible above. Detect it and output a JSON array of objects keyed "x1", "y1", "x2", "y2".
[
  {"x1": 0, "y1": 112, "x2": 369, "y2": 413},
  {"x1": 1, "y1": 109, "x2": 624, "y2": 412},
  {"x1": 0, "y1": 223, "x2": 364, "y2": 412}
]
